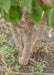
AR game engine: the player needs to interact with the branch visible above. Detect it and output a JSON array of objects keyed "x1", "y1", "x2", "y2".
[
  {"x1": 2, "y1": 59, "x2": 7, "y2": 66},
  {"x1": 29, "y1": 58, "x2": 39, "y2": 65},
  {"x1": 0, "y1": 18, "x2": 25, "y2": 31},
  {"x1": 10, "y1": 23, "x2": 23, "y2": 56},
  {"x1": 31, "y1": 11, "x2": 46, "y2": 56},
  {"x1": 12, "y1": 22, "x2": 25, "y2": 31}
]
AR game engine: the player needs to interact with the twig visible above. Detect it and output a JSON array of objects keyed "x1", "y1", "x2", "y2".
[
  {"x1": 11, "y1": 22, "x2": 25, "y2": 31},
  {"x1": 29, "y1": 58, "x2": 39, "y2": 65},
  {"x1": 2, "y1": 59, "x2": 7, "y2": 66}
]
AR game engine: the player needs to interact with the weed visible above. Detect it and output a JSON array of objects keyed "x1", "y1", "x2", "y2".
[
  {"x1": 38, "y1": 43, "x2": 49, "y2": 54},
  {"x1": 0, "y1": 45, "x2": 18, "y2": 63},
  {"x1": 1, "y1": 65, "x2": 13, "y2": 75},
  {"x1": 0, "y1": 33, "x2": 7, "y2": 45},
  {"x1": 29, "y1": 65, "x2": 36, "y2": 72},
  {"x1": 14, "y1": 64, "x2": 21, "y2": 71},
  {"x1": 29, "y1": 60, "x2": 44, "y2": 73}
]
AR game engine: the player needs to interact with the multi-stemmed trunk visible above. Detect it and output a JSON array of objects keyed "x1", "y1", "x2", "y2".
[
  {"x1": 0, "y1": 0, "x2": 52, "y2": 66},
  {"x1": 9, "y1": 12, "x2": 45, "y2": 65}
]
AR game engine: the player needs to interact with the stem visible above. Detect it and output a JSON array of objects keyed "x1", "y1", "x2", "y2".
[
  {"x1": 19, "y1": 25, "x2": 34, "y2": 65},
  {"x1": 31, "y1": 12, "x2": 46, "y2": 56},
  {"x1": 19, "y1": 32, "x2": 33, "y2": 65},
  {"x1": 12, "y1": 22, "x2": 25, "y2": 31},
  {"x1": 10, "y1": 23, "x2": 23, "y2": 56}
]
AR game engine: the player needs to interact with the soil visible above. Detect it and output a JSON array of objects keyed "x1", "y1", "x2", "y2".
[{"x1": 0, "y1": 18, "x2": 54, "y2": 74}]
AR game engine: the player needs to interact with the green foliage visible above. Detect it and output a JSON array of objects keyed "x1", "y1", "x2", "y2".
[
  {"x1": 36, "y1": 60, "x2": 44, "y2": 73},
  {"x1": 21, "y1": 0, "x2": 32, "y2": 12},
  {"x1": 48, "y1": 7, "x2": 54, "y2": 29},
  {"x1": 14, "y1": 64, "x2": 21, "y2": 71},
  {"x1": 1, "y1": 66, "x2": 8, "y2": 72},
  {"x1": 29, "y1": 60, "x2": 44, "y2": 73},
  {"x1": 43, "y1": 3, "x2": 54, "y2": 28},
  {"x1": 0, "y1": 0, "x2": 54, "y2": 28},
  {"x1": 9, "y1": 68, "x2": 13, "y2": 73},
  {"x1": 9, "y1": 6, "x2": 22, "y2": 23},
  {"x1": 21, "y1": 0, "x2": 42, "y2": 23},
  {"x1": 38, "y1": 43, "x2": 49, "y2": 54},
  {"x1": 28, "y1": 6, "x2": 42, "y2": 23},
  {"x1": 0, "y1": 45, "x2": 18, "y2": 63},
  {"x1": 0, "y1": 0, "x2": 22, "y2": 23},
  {"x1": 0, "y1": 0, "x2": 10, "y2": 11},
  {"x1": 43, "y1": 4, "x2": 52, "y2": 25},
  {"x1": 0, "y1": 6, "x2": 4, "y2": 17},
  {"x1": 1, "y1": 65, "x2": 13, "y2": 74},
  {"x1": 29, "y1": 66, "x2": 36, "y2": 72},
  {"x1": 0, "y1": 33, "x2": 7, "y2": 45},
  {"x1": 11, "y1": 0, "x2": 20, "y2": 6}
]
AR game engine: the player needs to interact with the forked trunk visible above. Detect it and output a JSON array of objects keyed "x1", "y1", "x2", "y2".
[{"x1": 10, "y1": 12, "x2": 45, "y2": 65}]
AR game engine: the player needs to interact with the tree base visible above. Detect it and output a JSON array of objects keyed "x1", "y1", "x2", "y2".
[{"x1": 19, "y1": 57, "x2": 29, "y2": 65}]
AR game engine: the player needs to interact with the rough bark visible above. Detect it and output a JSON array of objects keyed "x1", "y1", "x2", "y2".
[
  {"x1": 10, "y1": 23, "x2": 23, "y2": 56},
  {"x1": 19, "y1": 24, "x2": 34, "y2": 65},
  {"x1": 11, "y1": 22, "x2": 25, "y2": 31},
  {"x1": 18, "y1": 11, "x2": 46, "y2": 65},
  {"x1": 19, "y1": 33, "x2": 32, "y2": 65},
  {"x1": 9, "y1": 12, "x2": 46, "y2": 65}
]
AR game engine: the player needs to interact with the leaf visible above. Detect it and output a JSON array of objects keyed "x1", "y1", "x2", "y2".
[
  {"x1": 43, "y1": 4, "x2": 52, "y2": 16},
  {"x1": 0, "y1": 7, "x2": 4, "y2": 17},
  {"x1": 9, "y1": 6, "x2": 22, "y2": 23},
  {"x1": 4, "y1": 11, "x2": 10, "y2": 21},
  {"x1": 21, "y1": 0, "x2": 32, "y2": 12},
  {"x1": 48, "y1": 7, "x2": 54, "y2": 28},
  {"x1": 0, "y1": 0, "x2": 11, "y2": 11},
  {"x1": 28, "y1": 6, "x2": 42, "y2": 23},
  {"x1": 10, "y1": 0, "x2": 20, "y2": 6},
  {"x1": 14, "y1": 64, "x2": 21, "y2": 71},
  {"x1": 43, "y1": 4, "x2": 52, "y2": 25},
  {"x1": 9, "y1": 68, "x2": 13, "y2": 73}
]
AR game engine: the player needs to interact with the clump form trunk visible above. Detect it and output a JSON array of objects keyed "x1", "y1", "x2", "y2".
[{"x1": 10, "y1": 12, "x2": 45, "y2": 65}]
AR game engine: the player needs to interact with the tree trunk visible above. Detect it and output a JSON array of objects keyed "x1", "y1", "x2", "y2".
[{"x1": 19, "y1": 31, "x2": 33, "y2": 65}]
